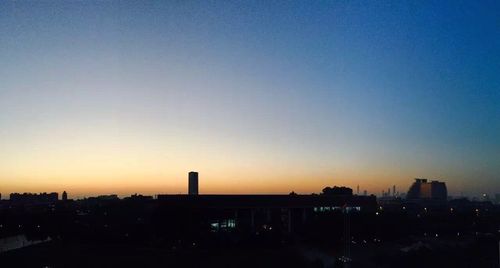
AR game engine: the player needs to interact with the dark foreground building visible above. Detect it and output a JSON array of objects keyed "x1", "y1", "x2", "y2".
[{"x1": 157, "y1": 194, "x2": 377, "y2": 233}]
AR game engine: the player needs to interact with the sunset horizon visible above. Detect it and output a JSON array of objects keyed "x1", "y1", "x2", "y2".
[
  {"x1": 1, "y1": 2, "x2": 499, "y2": 267},
  {"x1": 1, "y1": 1, "x2": 498, "y2": 199}
]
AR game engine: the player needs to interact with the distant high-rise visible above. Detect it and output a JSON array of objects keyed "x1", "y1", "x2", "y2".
[
  {"x1": 407, "y1": 178, "x2": 447, "y2": 201},
  {"x1": 393, "y1": 185, "x2": 396, "y2": 196},
  {"x1": 188, "y1": 171, "x2": 199, "y2": 195},
  {"x1": 62, "y1": 191, "x2": 68, "y2": 201}
]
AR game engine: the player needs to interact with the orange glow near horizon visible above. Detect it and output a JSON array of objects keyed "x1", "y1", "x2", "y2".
[
  {"x1": 1, "y1": 1, "x2": 499, "y2": 201},
  {"x1": 1, "y1": 163, "x2": 416, "y2": 198},
  {"x1": 0, "y1": 130, "x2": 468, "y2": 198},
  {"x1": 0, "y1": 124, "x2": 418, "y2": 197}
]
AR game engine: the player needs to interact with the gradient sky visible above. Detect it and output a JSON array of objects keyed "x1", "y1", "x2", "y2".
[{"x1": 1, "y1": 1, "x2": 499, "y2": 198}]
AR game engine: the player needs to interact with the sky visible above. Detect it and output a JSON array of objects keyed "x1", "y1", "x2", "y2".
[{"x1": 0, "y1": 1, "x2": 499, "y2": 198}]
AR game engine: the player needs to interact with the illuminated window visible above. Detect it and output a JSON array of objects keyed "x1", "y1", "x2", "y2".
[
  {"x1": 211, "y1": 219, "x2": 236, "y2": 231},
  {"x1": 210, "y1": 222, "x2": 219, "y2": 232}
]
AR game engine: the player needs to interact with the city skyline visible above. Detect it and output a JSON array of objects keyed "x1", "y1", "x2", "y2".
[
  {"x1": 0, "y1": 174, "x2": 485, "y2": 200},
  {"x1": 1, "y1": 1, "x2": 499, "y2": 198}
]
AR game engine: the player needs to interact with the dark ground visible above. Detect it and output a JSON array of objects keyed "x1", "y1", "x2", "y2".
[
  {"x1": 1, "y1": 235, "x2": 498, "y2": 268},
  {"x1": 0, "y1": 240, "x2": 317, "y2": 268}
]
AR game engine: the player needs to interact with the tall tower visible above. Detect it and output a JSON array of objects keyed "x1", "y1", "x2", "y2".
[
  {"x1": 188, "y1": 171, "x2": 199, "y2": 195},
  {"x1": 62, "y1": 191, "x2": 68, "y2": 201}
]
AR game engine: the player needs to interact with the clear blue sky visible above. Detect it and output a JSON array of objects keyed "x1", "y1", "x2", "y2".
[{"x1": 0, "y1": 1, "x2": 499, "y2": 197}]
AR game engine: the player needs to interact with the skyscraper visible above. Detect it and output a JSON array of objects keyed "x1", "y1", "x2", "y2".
[
  {"x1": 188, "y1": 171, "x2": 199, "y2": 195},
  {"x1": 62, "y1": 191, "x2": 68, "y2": 201}
]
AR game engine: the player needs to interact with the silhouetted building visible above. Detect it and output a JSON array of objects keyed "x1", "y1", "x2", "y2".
[
  {"x1": 407, "y1": 178, "x2": 447, "y2": 201},
  {"x1": 321, "y1": 186, "x2": 352, "y2": 196},
  {"x1": 96, "y1": 194, "x2": 119, "y2": 200},
  {"x1": 9, "y1": 192, "x2": 58, "y2": 204},
  {"x1": 62, "y1": 191, "x2": 68, "y2": 201},
  {"x1": 188, "y1": 171, "x2": 199, "y2": 195},
  {"x1": 157, "y1": 194, "x2": 376, "y2": 233},
  {"x1": 126, "y1": 193, "x2": 153, "y2": 201}
]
